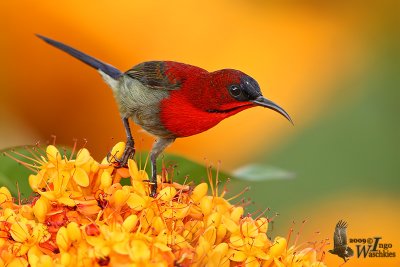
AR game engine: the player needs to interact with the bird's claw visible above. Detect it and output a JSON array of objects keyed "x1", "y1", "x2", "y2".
[
  {"x1": 141, "y1": 179, "x2": 157, "y2": 198},
  {"x1": 150, "y1": 186, "x2": 157, "y2": 198},
  {"x1": 107, "y1": 145, "x2": 135, "y2": 168}
]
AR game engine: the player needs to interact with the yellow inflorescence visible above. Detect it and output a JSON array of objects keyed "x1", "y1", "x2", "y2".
[{"x1": 0, "y1": 143, "x2": 327, "y2": 267}]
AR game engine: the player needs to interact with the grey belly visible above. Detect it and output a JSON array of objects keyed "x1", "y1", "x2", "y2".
[
  {"x1": 113, "y1": 75, "x2": 176, "y2": 139},
  {"x1": 132, "y1": 106, "x2": 176, "y2": 138}
]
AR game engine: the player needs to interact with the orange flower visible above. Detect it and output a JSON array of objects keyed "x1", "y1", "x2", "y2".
[{"x1": 0, "y1": 143, "x2": 327, "y2": 266}]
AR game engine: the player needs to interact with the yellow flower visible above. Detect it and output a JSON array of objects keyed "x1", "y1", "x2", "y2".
[
  {"x1": 0, "y1": 142, "x2": 328, "y2": 266},
  {"x1": 5, "y1": 213, "x2": 50, "y2": 257},
  {"x1": 0, "y1": 187, "x2": 12, "y2": 207}
]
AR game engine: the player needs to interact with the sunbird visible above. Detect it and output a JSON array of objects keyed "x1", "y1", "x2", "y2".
[{"x1": 37, "y1": 34, "x2": 292, "y2": 197}]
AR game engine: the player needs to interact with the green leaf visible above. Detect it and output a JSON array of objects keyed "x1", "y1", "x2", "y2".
[{"x1": 0, "y1": 147, "x2": 36, "y2": 198}]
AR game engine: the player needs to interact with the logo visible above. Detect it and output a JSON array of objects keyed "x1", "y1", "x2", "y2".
[
  {"x1": 329, "y1": 220, "x2": 396, "y2": 262},
  {"x1": 349, "y1": 237, "x2": 396, "y2": 258}
]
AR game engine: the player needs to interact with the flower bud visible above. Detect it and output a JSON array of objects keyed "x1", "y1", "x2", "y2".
[
  {"x1": 230, "y1": 206, "x2": 244, "y2": 223},
  {"x1": 100, "y1": 171, "x2": 112, "y2": 190},
  {"x1": 33, "y1": 196, "x2": 49, "y2": 223},
  {"x1": 46, "y1": 145, "x2": 61, "y2": 163},
  {"x1": 56, "y1": 227, "x2": 70, "y2": 251},
  {"x1": 72, "y1": 167, "x2": 89, "y2": 187},
  {"x1": 67, "y1": 222, "x2": 81, "y2": 242},
  {"x1": 200, "y1": 196, "x2": 212, "y2": 216},
  {"x1": 0, "y1": 187, "x2": 12, "y2": 204},
  {"x1": 109, "y1": 142, "x2": 125, "y2": 163},
  {"x1": 75, "y1": 148, "x2": 91, "y2": 166},
  {"x1": 122, "y1": 214, "x2": 138, "y2": 232},
  {"x1": 269, "y1": 236, "x2": 287, "y2": 257},
  {"x1": 191, "y1": 183, "x2": 208, "y2": 202}
]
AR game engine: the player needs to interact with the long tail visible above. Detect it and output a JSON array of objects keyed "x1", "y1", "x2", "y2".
[{"x1": 36, "y1": 34, "x2": 122, "y2": 79}]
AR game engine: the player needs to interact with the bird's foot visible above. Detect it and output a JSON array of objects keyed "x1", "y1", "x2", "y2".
[
  {"x1": 144, "y1": 180, "x2": 189, "y2": 198},
  {"x1": 150, "y1": 181, "x2": 157, "y2": 198},
  {"x1": 107, "y1": 144, "x2": 135, "y2": 168},
  {"x1": 141, "y1": 179, "x2": 157, "y2": 197}
]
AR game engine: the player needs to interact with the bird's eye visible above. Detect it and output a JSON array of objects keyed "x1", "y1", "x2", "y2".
[{"x1": 229, "y1": 85, "x2": 241, "y2": 97}]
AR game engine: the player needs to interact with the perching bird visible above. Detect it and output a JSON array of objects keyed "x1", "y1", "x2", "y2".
[
  {"x1": 329, "y1": 220, "x2": 354, "y2": 262},
  {"x1": 37, "y1": 35, "x2": 292, "y2": 197}
]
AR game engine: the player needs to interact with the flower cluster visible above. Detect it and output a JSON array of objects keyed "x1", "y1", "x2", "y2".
[{"x1": 0, "y1": 143, "x2": 327, "y2": 266}]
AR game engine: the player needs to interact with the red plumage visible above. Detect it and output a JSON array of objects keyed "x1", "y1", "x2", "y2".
[{"x1": 161, "y1": 64, "x2": 255, "y2": 137}]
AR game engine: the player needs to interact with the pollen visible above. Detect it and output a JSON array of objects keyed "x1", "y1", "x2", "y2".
[{"x1": 0, "y1": 142, "x2": 327, "y2": 266}]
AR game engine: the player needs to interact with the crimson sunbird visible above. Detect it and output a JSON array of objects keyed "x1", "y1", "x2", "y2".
[{"x1": 37, "y1": 34, "x2": 292, "y2": 197}]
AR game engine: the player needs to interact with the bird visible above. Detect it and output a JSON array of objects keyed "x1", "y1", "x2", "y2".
[
  {"x1": 37, "y1": 34, "x2": 292, "y2": 197},
  {"x1": 329, "y1": 220, "x2": 354, "y2": 262}
]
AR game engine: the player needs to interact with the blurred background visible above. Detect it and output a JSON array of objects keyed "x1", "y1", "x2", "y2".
[{"x1": 1, "y1": 1, "x2": 399, "y2": 265}]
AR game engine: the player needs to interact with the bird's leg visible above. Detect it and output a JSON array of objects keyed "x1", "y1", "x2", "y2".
[
  {"x1": 149, "y1": 138, "x2": 175, "y2": 197},
  {"x1": 108, "y1": 117, "x2": 135, "y2": 167},
  {"x1": 150, "y1": 154, "x2": 157, "y2": 197}
]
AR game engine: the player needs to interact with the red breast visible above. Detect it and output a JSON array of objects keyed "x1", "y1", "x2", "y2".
[{"x1": 159, "y1": 63, "x2": 255, "y2": 137}]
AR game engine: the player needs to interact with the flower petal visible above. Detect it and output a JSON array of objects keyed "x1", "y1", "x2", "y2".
[
  {"x1": 191, "y1": 183, "x2": 208, "y2": 202},
  {"x1": 72, "y1": 167, "x2": 89, "y2": 187},
  {"x1": 46, "y1": 145, "x2": 61, "y2": 163},
  {"x1": 229, "y1": 249, "x2": 247, "y2": 262},
  {"x1": 75, "y1": 148, "x2": 91, "y2": 166},
  {"x1": 10, "y1": 222, "x2": 30, "y2": 243},
  {"x1": 269, "y1": 236, "x2": 287, "y2": 257}
]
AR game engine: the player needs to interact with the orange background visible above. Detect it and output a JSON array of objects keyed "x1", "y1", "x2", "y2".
[
  {"x1": 1, "y1": 1, "x2": 399, "y2": 266},
  {"x1": 1, "y1": 1, "x2": 367, "y2": 167}
]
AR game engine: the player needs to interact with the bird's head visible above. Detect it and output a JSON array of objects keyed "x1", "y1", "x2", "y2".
[
  {"x1": 160, "y1": 67, "x2": 292, "y2": 138},
  {"x1": 197, "y1": 69, "x2": 293, "y2": 124}
]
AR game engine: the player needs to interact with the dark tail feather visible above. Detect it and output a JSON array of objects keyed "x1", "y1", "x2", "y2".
[{"x1": 36, "y1": 34, "x2": 122, "y2": 79}]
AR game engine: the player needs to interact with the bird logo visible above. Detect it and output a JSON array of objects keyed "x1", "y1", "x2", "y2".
[
  {"x1": 37, "y1": 35, "x2": 292, "y2": 197},
  {"x1": 329, "y1": 220, "x2": 354, "y2": 262}
]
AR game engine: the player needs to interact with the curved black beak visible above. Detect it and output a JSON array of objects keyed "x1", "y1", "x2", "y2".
[{"x1": 251, "y1": 96, "x2": 293, "y2": 125}]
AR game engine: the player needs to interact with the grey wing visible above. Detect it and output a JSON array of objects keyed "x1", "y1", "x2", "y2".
[
  {"x1": 334, "y1": 220, "x2": 349, "y2": 248},
  {"x1": 125, "y1": 61, "x2": 181, "y2": 90}
]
